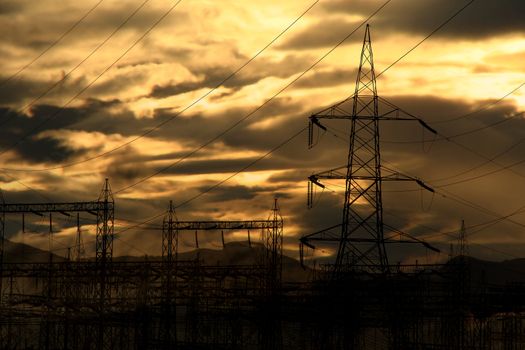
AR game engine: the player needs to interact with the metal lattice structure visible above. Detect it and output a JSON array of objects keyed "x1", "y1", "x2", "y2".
[
  {"x1": 301, "y1": 25, "x2": 435, "y2": 275},
  {"x1": 162, "y1": 200, "x2": 178, "y2": 264},
  {"x1": 0, "y1": 180, "x2": 523, "y2": 349},
  {"x1": 262, "y1": 198, "x2": 283, "y2": 291},
  {"x1": 96, "y1": 178, "x2": 114, "y2": 264}
]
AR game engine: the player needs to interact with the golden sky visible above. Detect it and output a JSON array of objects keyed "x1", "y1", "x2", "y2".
[{"x1": 0, "y1": 0, "x2": 524, "y2": 263}]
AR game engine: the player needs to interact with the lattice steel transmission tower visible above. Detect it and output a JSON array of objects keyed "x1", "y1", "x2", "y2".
[
  {"x1": 259, "y1": 198, "x2": 284, "y2": 350},
  {"x1": 96, "y1": 178, "x2": 114, "y2": 264},
  {"x1": 161, "y1": 200, "x2": 178, "y2": 348},
  {"x1": 162, "y1": 200, "x2": 178, "y2": 264},
  {"x1": 263, "y1": 198, "x2": 284, "y2": 290},
  {"x1": 458, "y1": 219, "x2": 468, "y2": 257},
  {"x1": 96, "y1": 178, "x2": 114, "y2": 350},
  {"x1": 300, "y1": 25, "x2": 435, "y2": 276}
]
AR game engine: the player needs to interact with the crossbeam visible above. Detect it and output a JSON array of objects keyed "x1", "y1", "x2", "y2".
[
  {"x1": 0, "y1": 202, "x2": 105, "y2": 214},
  {"x1": 175, "y1": 220, "x2": 281, "y2": 231}
]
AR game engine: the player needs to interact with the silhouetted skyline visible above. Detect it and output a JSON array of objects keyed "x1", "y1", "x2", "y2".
[{"x1": 0, "y1": 0, "x2": 524, "y2": 264}]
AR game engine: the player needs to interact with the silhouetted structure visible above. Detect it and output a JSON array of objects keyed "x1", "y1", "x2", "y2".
[
  {"x1": 0, "y1": 27, "x2": 524, "y2": 350},
  {"x1": 301, "y1": 24, "x2": 435, "y2": 276}
]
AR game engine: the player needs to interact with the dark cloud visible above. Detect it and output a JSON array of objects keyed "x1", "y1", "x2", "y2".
[
  {"x1": 106, "y1": 151, "x2": 311, "y2": 189},
  {"x1": 89, "y1": 70, "x2": 148, "y2": 97},
  {"x1": 1, "y1": 91, "x2": 524, "y2": 264},
  {"x1": 0, "y1": 107, "x2": 96, "y2": 164},
  {"x1": 296, "y1": 68, "x2": 358, "y2": 89},
  {"x1": 268, "y1": 170, "x2": 306, "y2": 184},
  {"x1": 148, "y1": 54, "x2": 313, "y2": 98},
  {"x1": 16, "y1": 136, "x2": 90, "y2": 163},
  {"x1": 0, "y1": 4, "x2": 189, "y2": 52},
  {"x1": 281, "y1": 0, "x2": 525, "y2": 50},
  {"x1": 372, "y1": 0, "x2": 525, "y2": 39},
  {"x1": 0, "y1": 96, "x2": 313, "y2": 169},
  {"x1": 197, "y1": 184, "x2": 292, "y2": 203},
  {"x1": 279, "y1": 17, "x2": 363, "y2": 50},
  {"x1": 0, "y1": 74, "x2": 86, "y2": 106},
  {"x1": 0, "y1": 1, "x2": 26, "y2": 15}
]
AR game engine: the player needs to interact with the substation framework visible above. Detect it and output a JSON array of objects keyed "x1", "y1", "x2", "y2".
[{"x1": 0, "y1": 26, "x2": 524, "y2": 349}]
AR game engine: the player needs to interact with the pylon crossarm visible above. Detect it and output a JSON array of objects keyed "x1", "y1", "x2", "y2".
[
  {"x1": 300, "y1": 223, "x2": 342, "y2": 249},
  {"x1": 0, "y1": 202, "x2": 107, "y2": 214},
  {"x1": 384, "y1": 223, "x2": 441, "y2": 253},
  {"x1": 308, "y1": 166, "x2": 348, "y2": 184},
  {"x1": 308, "y1": 165, "x2": 400, "y2": 183},
  {"x1": 308, "y1": 98, "x2": 437, "y2": 135},
  {"x1": 381, "y1": 167, "x2": 434, "y2": 192},
  {"x1": 309, "y1": 114, "x2": 435, "y2": 129},
  {"x1": 175, "y1": 220, "x2": 282, "y2": 231},
  {"x1": 310, "y1": 95, "x2": 355, "y2": 117}
]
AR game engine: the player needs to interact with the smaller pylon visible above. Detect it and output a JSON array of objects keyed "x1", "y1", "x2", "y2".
[
  {"x1": 161, "y1": 201, "x2": 178, "y2": 348},
  {"x1": 96, "y1": 178, "x2": 114, "y2": 263},
  {"x1": 262, "y1": 198, "x2": 284, "y2": 289},
  {"x1": 95, "y1": 178, "x2": 114, "y2": 350},
  {"x1": 259, "y1": 198, "x2": 284, "y2": 350},
  {"x1": 162, "y1": 200, "x2": 178, "y2": 264}
]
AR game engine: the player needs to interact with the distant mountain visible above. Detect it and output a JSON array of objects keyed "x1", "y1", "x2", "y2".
[
  {"x1": 8, "y1": 239, "x2": 525, "y2": 287},
  {"x1": 114, "y1": 241, "x2": 311, "y2": 283},
  {"x1": 445, "y1": 255, "x2": 525, "y2": 286},
  {"x1": 2, "y1": 239, "x2": 64, "y2": 263}
]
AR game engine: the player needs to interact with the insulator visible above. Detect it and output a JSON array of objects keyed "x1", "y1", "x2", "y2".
[{"x1": 307, "y1": 181, "x2": 313, "y2": 209}]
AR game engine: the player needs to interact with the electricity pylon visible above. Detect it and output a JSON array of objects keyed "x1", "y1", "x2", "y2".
[
  {"x1": 161, "y1": 200, "x2": 178, "y2": 348},
  {"x1": 300, "y1": 25, "x2": 436, "y2": 276}
]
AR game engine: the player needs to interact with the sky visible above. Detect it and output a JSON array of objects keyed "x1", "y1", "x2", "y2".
[{"x1": 0, "y1": 0, "x2": 524, "y2": 264}]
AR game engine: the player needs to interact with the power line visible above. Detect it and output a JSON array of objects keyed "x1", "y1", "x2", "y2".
[
  {"x1": 380, "y1": 157, "x2": 525, "y2": 233},
  {"x1": 320, "y1": 179, "x2": 520, "y2": 245},
  {"x1": 384, "y1": 211, "x2": 523, "y2": 260},
  {"x1": 102, "y1": 0, "x2": 476, "y2": 235},
  {"x1": 112, "y1": 0, "x2": 394, "y2": 195},
  {"x1": 382, "y1": 109, "x2": 523, "y2": 145},
  {"x1": 0, "y1": 0, "x2": 151, "y2": 129},
  {"x1": 1, "y1": 0, "x2": 477, "y2": 183},
  {"x1": 0, "y1": 0, "x2": 105, "y2": 89},
  {"x1": 434, "y1": 187, "x2": 525, "y2": 231},
  {"x1": 93, "y1": 127, "x2": 308, "y2": 254},
  {"x1": 317, "y1": 0, "x2": 476, "y2": 115},
  {"x1": 316, "y1": 110, "x2": 525, "y2": 189},
  {"x1": 0, "y1": 0, "x2": 319, "y2": 172},
  {"x1": 329, "y1": 107, "x2": 525, "y2": 192},
  {"x1": 376, "y1": 0, "x2": 475, "y2": 80},
  {"x1": 427, "y1": 135, "x2": 525, "y2": 183},
  {"x1": 0, "y1": 0, "x2": 185, "y2": 160},
  {"x1": 320, "y1": 178, "x2": 525, "y2": 261},
  {"x1": 432, "y1": 157, "x2": 525, "y2": 188},
  {"x1": 173, "y1": 127, "x2": 307, "y2": 209},
  {"x1": 382, "y1": 111, "x2": 525, "y2": 186},
  {"x1": 431, "y1": 81, "x2": 525, "y2": 125},
  {"x1": 0, "y1": 0, "x2": 480, "y2": 254}
]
